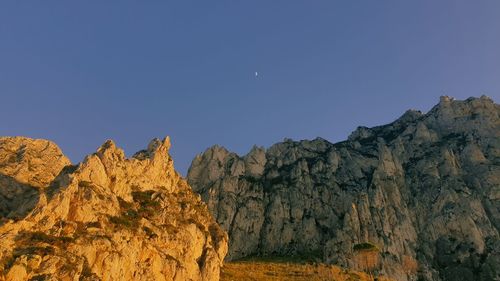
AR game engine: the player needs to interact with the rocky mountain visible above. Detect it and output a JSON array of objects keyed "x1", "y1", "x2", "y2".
[
  {"x1": 187, "y1": 96, "x2": 500, "y2": 281},
  {"x1": 0, "y1": 136, "x2": 227, "y2": 281}
]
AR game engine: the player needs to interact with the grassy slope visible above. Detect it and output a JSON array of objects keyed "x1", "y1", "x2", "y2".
[{"x1": 221, "y1": 259, "x2": 394, "y2": 281}]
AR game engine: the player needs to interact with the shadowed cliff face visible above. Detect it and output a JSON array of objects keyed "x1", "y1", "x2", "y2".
[
  {"x1": 0, "y1": 137, "x2": 72, "y2": 224},
  {"x1": 0, "y1": 175, "x2": 39, "y2": 223},
  {"x1": 0, "y1": 137, "x2": 227, "y2": 281},
  {"x1": 187, "y1": 96, "x2": 500, "y2": 281}
]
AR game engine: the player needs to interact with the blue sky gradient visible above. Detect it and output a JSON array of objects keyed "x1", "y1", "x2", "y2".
[{"x1": 1, "y1": 1, "x2": 499, "y2": 174}]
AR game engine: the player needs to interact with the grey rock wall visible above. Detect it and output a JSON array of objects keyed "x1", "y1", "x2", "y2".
[{"x1": 188, "y1": 96, "x2": 500, "y2": 281}]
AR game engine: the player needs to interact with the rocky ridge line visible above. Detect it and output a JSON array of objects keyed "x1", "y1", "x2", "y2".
[{"x1": 188, "y1": 96, "x2": 500, "y2": 281}]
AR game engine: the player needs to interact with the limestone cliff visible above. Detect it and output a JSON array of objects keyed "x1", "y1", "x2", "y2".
[
  {"x1": 0, "y1": 137, "x2": 227, "y2": 281},
  {"x1": 187, "y1": 96, "x2": 500, "y2": 281}
]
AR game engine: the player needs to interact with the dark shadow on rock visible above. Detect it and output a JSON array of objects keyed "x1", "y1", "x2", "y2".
[
  {"x1": 0, "y1": 173, "x2": 40, "y2": 226},
  {"x1": 45, "y1": 164, "x2": 78, "y2": 201},
  {"x1": 0, "y1": 164, "x2": 78, "y2": 227}
]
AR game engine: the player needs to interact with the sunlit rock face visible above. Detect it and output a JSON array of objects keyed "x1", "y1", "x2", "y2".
[
  {"x1": 0, "y1": 137, "x2": 227, "y2": 281},
  {"x1": 188, "y1": 96, "x2": 500, "y2": 281}
]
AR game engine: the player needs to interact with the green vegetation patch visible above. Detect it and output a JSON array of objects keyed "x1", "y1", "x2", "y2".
[
  {"x1": 28, "y1": 274, "x2": 50, "y2": 281},
  {"x1": 109, "y1": 191, "x2": 161, "y2": 231},
  {"x1": 2, "y1": 246, "x2": 55, "y2": 271},
  {"x1": 132, "y1": 190, "x2": 161, "y2": 218},
  {"x1": 16, "y1": 231, "x2": 74, "y2": 246},
  {"x1": 85, "y1": 221, "x2": 101, "y2": 229},
  {"x1": 79, "y1": 259, "x2": 100, "y2": 281},
  {"x1": 353, "y1": 242, "x2": 380, "y2": 252},
  {"x1": 142, "y1": 226, "x2": 158, "y2": 239},
  {"x1": 78, "y1": 181, "x2": 96, "y2": 189},
  {"x1": 1, "y1": 231, "x2": 73, "y2": 270},
  {"x1": 109, "y1": 213, "x2": 140, "y2": 230},
  {"x1": 117, "y1": 197, "x2": 133, "y2": 210}
]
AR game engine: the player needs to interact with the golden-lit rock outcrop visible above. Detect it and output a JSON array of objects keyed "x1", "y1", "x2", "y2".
[{"x1": 0, "y1": 137, "x2": 227, "y2": 281}]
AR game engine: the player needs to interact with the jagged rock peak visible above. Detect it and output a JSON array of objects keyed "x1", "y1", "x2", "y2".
[
  {"x1": 348, "y1": 95, "x2": 498, "y2": 143},
  {"x1": 397, "y1": 109, "x2": 423, "y2": 123},
  {"x1": 76, "y1": 137, "x2": 180, "y2": 198},
  {"x1": 430, "y1": 94, "x2": 497, "y2": 113},
  {"x1": 439, "y1": 95, "x2": 454, "y2": 103},
  {"x1": 0, "y1": 136, "x2": 228, "y2": 281}
]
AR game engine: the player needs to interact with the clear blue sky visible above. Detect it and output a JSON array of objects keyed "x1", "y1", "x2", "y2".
[{"x1": 1, "y1": 1, "x2": 499, "y2": 174}]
